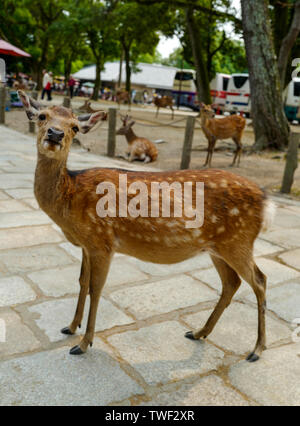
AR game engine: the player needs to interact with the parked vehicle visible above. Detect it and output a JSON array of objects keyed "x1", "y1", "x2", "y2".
[
  {"x1": 283, "y1": 77, "x2": 300, "y2": 122},
  {"x1": 210, "y1": 73, "x2": 230, "y2": 113},
  {"x1": 225, "y1": 73, "x2": 251, "y2": 117}
]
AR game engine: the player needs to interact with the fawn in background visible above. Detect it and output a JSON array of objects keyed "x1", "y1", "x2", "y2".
[
  {"x1": 154, "y1": 95, "x2": 174, "y2": 119},
  {"x1": 116, "y1": 114, "x2": 158, "y2": 163},
  {"x1": 200, "y1": 102, "x2": 246, "y2": 168},
  {"x1": 18, "y1": 89, "x2": 275, "y2": 362}
]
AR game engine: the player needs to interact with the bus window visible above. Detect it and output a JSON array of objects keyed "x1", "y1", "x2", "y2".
[
  {"x1": 293, "y1": 82, "x2": 300, "y2": 97},
  {"x1": 222, "y1": 77, "x2": 229, "y2": 91},
  {"x1": 233, "y1": 75, "x2": 248, "y2": 89}
]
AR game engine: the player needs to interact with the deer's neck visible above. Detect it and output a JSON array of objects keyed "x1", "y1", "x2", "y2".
[
  {"x1": 200, "y1": 114, "x2": 210, "y2": 129},
  {"x1": 125, "y1": 128, "x2": 137, "y2": 144},
  {"x1": 34, "y1": 152, "x2": 70, "y2": 212}
]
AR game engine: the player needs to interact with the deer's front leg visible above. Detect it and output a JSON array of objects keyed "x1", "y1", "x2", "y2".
[
  {"x1": 61, "y1": 249, "x2": 90, "y2": 336},
  {"x1": 69, "y1": 253, "x2": 112, "y2": 355}
]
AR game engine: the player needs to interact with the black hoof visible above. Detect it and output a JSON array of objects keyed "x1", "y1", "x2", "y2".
[
  {"x1": 185, "y1": 331, "x2": 196, "y2": 340},
  {"x1": 61, "y1": 327, "x2": 74, "y2": 335},
  {"x1": 246, "y1": 352, "x2": 259, "y2": 362},
  {"x1": 69, "y1": 345, "x2": 85, "y2": 355}
]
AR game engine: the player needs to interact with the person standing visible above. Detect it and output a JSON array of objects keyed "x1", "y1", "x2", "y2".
[
  {"x1": 41, "y1": 70, "x2": 52, "y2": 101},
  {"x1": 68, "y1": 75, "x2": 76, "y2": 99}
]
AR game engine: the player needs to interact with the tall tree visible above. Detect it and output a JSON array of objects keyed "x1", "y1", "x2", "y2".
[{"x1": 241, "y1": 0, "x2": 290, "y2": 150}]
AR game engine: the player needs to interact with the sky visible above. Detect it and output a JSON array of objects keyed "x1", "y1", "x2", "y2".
[{"x1": 157, "y1": 0, "x2": 241, "y2": 58}]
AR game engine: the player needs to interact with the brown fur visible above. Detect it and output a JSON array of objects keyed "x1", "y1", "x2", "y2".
[
  {"x1": 154, "y1": 95, "x2": 174, "y2": 119},
  {"x1": 116, "y1": 89, "x2": 131, "y2": 110},
  {"x1": 17, "y1": 90, "x2": 270, "y2": 362},
  {"x1": 200, "y1": 103, "x2": 246, "y2": 167}
]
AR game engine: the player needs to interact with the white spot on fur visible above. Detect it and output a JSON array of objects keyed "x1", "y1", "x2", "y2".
[
  {"x1": 229, "y1": 207, "x2": 240, "y2": 216},
  {"x1": 208, "y1": 182, "x2": 217, "y2": 189},
  {"x1": 217, "y1": 226, "x2": 225, "y2": 234},
  {"x1": 211, "y1": 215, "x2": 218, "y2": 223}
]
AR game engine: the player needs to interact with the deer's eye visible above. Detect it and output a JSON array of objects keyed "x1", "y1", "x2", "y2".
[
  {"x1": 72, "y1": 126, "x2": 79, "y2": 133},
  {"x1": 39, "y1": 114, "x2": 46, "y2": 121}
]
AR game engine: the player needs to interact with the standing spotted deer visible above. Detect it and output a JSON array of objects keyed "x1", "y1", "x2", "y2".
[
  {"x1": 18, "y1": 89, "x2": 275, "y2": 362},
  {"x1": 200, "y1": 103, "x2": 246, "y2": 167},
  {"x1": 154, "y1": 95, "x2": 174, "y2": 119},
  {"x1": 116, "y1": 114, "x2": 158, "y2": 163}
]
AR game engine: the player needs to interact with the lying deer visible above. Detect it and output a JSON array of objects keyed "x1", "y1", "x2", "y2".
[
  {"x1": 200, "y1": 103, "x2": 246, "y2": 167},
  {"x1": 154, "y1": 95, "x2": 174, "y2": 119},
  {"x1": 78, "y1": 99, "x2": 106, "y2": 115},
  {"x1": 116, "y1": 114, "x2": 158, "y2": 163},
  {"x1": 18, "y1": 89, "x2": 275, "y2": 362}
]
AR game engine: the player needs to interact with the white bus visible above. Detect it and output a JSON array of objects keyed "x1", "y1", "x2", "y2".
[
  {"x1": 284, "y1": 78, "x2": 300, "y2": 122},
  {"x1": 225, "y1": 73, "x2": 251, "y2": 116}
]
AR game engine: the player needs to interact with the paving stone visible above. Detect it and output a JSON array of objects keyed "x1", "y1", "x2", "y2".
[
  {"x1": 108, "y1": 321, "x2": 224, "y2": 386},
  {"x1": 106, "y1": 257, "x2": 148, "y2": 289},
  {"x1": 142, "y1": 375, "x2": 252, "y2": 406},
  {"x1": 249, "y1": 282, "x2": 300, "y2": 323},
  {"x1": 29, "y1": 297, "x2": 134, "y2": 342},
  {"x1": 0, "y1": 245, "x2": 73, "y2": 273},
  {"x1": 0, "y1": 309, "x2": 40, "y2": 358},
  {"x1": 0, "y1": 210, "x2": 52, "y2": 228},
  {"x1": 0, "y1": 173, "x2": 33, "y2": 189},
  {"x1": 28, "y1": 264, "x2": 81, "y2": 297},
  {"x1": 278, "y1": 249, "x2": 300, "y2": 270},
  {"x1": 274, "y1": 208, "x2": 300, "y2": 229},
  {"x1": 0, "y1": 191, "x2": 9, "y2": 200},
  {"x1": 0, "y1": 225, "x2": 62, "y2": 250},
  {"x1": 60, "y1": 242, "x2": 82, "y2": 261},
  {"x1": 255, "y1": 258, "x2": 300, "y2": 285},
  {"x1": 22, "y1": 198, "x2": 39, "y2": 210},
  {"x1": 4, "y1": 188, "x2": 34, "y2": 199},
  {"x1": 253, "y1": 238, "x2": 283, "y2": 256},
  {"x1": 263, "y1": 228, "x2": 300, "y2": 249},
  {"x1": 229, "y1": 343, "x2": 300, "y2": 405},
  {"x1": 0, "y1": 276, "x2": 36, "y2": 307},
  {"x1": 0, "y1": 199, "x2": 32, "y2": 213},
  {"x1": 110, "y1": 275, "x2": 217, "y2": 320},
  {"x1": 128, "y1": 253, "x2": 212, "y2": 277},
  {"x1": 183, "y1": 302, "x2": 290, "y2": 355},
  {"x1": 0, "y1": 339, "x2": 143, "y2": 406}
]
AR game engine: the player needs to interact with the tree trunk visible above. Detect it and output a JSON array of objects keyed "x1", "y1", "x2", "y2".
[
  {"x1": 241, "y1": 0, "x2": 289, "y2": 150},
  {"x1": 185, "y1": 6, "x2": 211, "y2": 105},
  {"x1": 124, "y1": 45, "x2": 131, "y2": 94},
  {"x1": 278, "y1": 0, "x2": 300, "y2": 89},
  {"x1": 118, "y1": 48, "x2": 124, "y2": 88},
  {"x1": 92, "y1": 60, "x2": 101, "y2": 101}
]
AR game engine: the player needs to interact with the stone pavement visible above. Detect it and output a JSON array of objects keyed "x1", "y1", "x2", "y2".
[{"x1": 0, "y1": 125, "x2": 300, "y2": 406}]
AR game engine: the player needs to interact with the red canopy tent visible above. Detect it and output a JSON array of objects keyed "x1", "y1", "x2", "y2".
[{"x1": 0, "y1": 39, "x2": 31, "y2": 57}]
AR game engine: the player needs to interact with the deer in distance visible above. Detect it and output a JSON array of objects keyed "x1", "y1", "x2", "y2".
[
  {"x1": 154, "y1": 95, "x2": 174, "y2": 120},
  {"x1": 115, "y1": 88, "x2": 131, "y2": 110},
  {"x1": 78, "y1": 99, "x2": 107, "y2": 116},
  {"x1": 200, "y1": 102, "x2": 246, "y2": 168},
  {"x1": 18, "y1": 89, "x2": 275, "y2": 362},
  {"x1": 116, "y1": 114, "x2": 158, "y2": 163}
]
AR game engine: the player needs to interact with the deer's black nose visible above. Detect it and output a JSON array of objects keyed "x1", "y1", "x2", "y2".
[{"x1": 47, "y1": 127, "x2": 64, "y2": 143}]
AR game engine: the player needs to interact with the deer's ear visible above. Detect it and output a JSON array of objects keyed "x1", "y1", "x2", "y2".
[
  {"x1": 78, "y1": 110, "x2": 106, "y2": 134},
  {"x1": 129, "y1": 121, "x2": 135, "y2": 127},
  {"x1": 18, "y1": 90, "x2": 40, "y2": 121},
  {"x1": 199, "y1": 102, "x2": 205, "y2": 109}
]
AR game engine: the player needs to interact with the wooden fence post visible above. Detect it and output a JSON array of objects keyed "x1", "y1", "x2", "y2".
[
  {"x1": 107, "y1": 107, "x2": 117, "y2": 157},
  {"x1": 29, "y1": 121, "x2": 35, "y2": 134},
  {"x1": 180, "y1": 116, "x2": 195, "y2": 169},
  {"x1": 63, "y1": 97, "x2": 71, "y2": 108},
  {"x1": 0, "y1": 86, "x2": 6, "y2": 124},
  {"x1": 280, "y1": 132, "x2": 299, "y2": 194}
]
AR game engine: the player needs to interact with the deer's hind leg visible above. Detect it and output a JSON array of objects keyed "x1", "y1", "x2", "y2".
[
  {"x1": 61, "y1": 249, "x2": 90, "y2": 336},
  {"x1": 185, "y1": 255, "x2": 241, "y2": 340},
  {"x1": 212, "y1": 246, "x2": 267, "y2": 362},
  {"x1": 231, "y1": 136, "x2": 242, "y2": 167}
]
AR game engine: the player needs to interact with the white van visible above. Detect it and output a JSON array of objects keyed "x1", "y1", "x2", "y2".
[
  {"x1": 210, "y1": 73, "x2": 230, "y2": 112},
  {"x1": 284, "y1": 78, "x2": 300, "y2": 122},
  {"x1": 225, "y1": 73, "x2": 251, "y2": 116}
]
